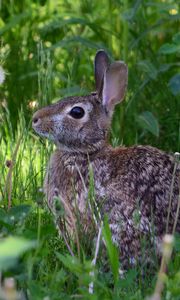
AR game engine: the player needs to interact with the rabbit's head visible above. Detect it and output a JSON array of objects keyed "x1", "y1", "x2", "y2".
[{"x1": 32, "y1": 50, "x2": 128, "y2": 153}]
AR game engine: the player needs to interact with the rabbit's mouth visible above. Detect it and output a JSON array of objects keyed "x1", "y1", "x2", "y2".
[
  {"x1": 32, "y1": 120, "x2": 55, "y2": 141},
  {"x1": 36, "y1": 130, "x2": 54, "y2": 140},
  {"x1": 33, "y1": 128, "x2": 55, "y2": 141},
  {"x1": 32, "y1": 113, "x2": 56, "y2": 140}
]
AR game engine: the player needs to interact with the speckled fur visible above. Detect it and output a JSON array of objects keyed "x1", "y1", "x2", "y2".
[
  {"x1": 43, "y1": 143, "x2": 179, "y2": 266},
  {"x1": 32, "y1": 51, "x2": 180, "y2": 267}
]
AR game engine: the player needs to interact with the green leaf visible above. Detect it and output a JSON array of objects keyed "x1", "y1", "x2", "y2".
[
  {"x1": 138, "y1": 60, "x2": 158, "y2": 79},
  {"x1": 0, "y1": 209, "x2": 6, "y2": 222},
  {"x1": 159, "y1": 64, "x2": 172, "y2": 73},
  {"x1": 0, "y1": 236, "x2": 36, "y2": 270},
  {"x1": 102, "y1": 217, "x2": 119, "y2": 286},
  {"x1": 50, "y1": 36, "x2": 102, "y2": 51},
  {"x1": 172, "y1": 32, "x2": 180, "y2": 45},
  {"x1": 56, "y1": 253, "x2": 92, "y2": 286},
  {"x1": 174, "y1": 235, "x2": 180, "y2": 252},
  {"x1": 168, "y1": 74, "x2": 180, "y2": 96},
  {"x1": 57, "y1": 254, "x2": 82, "y2": 273},
  {"x1": 8, "y1": 204, "x2": 32, "y2": 221},
  {"x1": 137, "y1": 111, "x2": 159, "y2": 137},
  {"x1": 122, "y1": 0, "x2": 142, "y2": 21},
  {"x1": 159, "y1": 43, "x2": 180, "y2": 54},
  {"x1": 0, "y1": 11, "x2": 32, "y2": 35},
  {"x1": 41, "y1": 17, "x2": 101, "y2": 36}
]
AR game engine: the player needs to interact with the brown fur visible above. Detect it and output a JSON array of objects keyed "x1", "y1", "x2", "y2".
[{"x1": 32, "y1": 50, "x2": 180, "y2": 267}]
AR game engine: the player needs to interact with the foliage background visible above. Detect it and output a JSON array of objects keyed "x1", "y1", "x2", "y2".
[
  {"x1": 1, "y1": 0, "x2": 180, "y2": 150},
  {"x1": 0, "y1": 0, "x2": 180, "y2": 299}
]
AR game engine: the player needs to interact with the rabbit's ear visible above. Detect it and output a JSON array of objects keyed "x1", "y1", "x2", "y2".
[
  {"x1": 102, "y1": 61, "x2": 128, "y2": 112},
  {"x1": 94, "y1": 50, "x2": 110, "y2": 96}
]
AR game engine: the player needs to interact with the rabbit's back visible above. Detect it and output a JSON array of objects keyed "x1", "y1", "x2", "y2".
[{"x1": 94, "y1": 145, "x2": 179, "y2": 228}]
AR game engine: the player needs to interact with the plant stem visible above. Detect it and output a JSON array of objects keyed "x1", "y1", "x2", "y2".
[{"x1": 120, "y1": 0, "x2": 129, "y2": 140}]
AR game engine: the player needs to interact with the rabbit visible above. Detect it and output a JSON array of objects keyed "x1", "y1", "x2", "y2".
[{"x1": 32, "y1": 50, "x2": 180, "y2": 267}]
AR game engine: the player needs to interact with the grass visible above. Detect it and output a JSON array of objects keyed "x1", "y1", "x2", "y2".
[{"x1": 0, "y1": 0, "x2": 180, "y2": 299}]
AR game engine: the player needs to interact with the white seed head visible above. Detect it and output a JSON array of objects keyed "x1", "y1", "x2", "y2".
[
  {"x1": 163, "y1": 234, "x2": 174, "y2": 245},
  {"x1": 0, "y1": 66, "x2": 5, "y2": 84},
  {"x1": 174, "y1": 152, "x2": 180, "y2": 160},
  {"x1": 162, "y1": 234, "x2": 174, "y2": 260}
]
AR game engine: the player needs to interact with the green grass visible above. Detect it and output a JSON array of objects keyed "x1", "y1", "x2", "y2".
[{"x1": 0, "y1": 0, "x2": 180, "y2": 299}]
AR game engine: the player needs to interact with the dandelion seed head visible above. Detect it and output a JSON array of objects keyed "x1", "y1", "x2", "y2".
[{"x1": 0, "y1": 66, "x2": 5, "y2": 84}]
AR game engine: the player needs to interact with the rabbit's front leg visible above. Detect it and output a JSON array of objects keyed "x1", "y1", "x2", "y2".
[{"x1": 44, "y1": 168, "x2": 58, "y2": 208}]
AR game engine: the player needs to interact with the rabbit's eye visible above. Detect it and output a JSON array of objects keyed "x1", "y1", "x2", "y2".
[{"x1": 69, "y1": 106, "x2": 85, "y2": 119}]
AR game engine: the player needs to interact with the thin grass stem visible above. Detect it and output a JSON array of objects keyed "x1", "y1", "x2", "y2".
[{"x1": 166, "y1": 153, "x2": 179, "y2": 233}]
